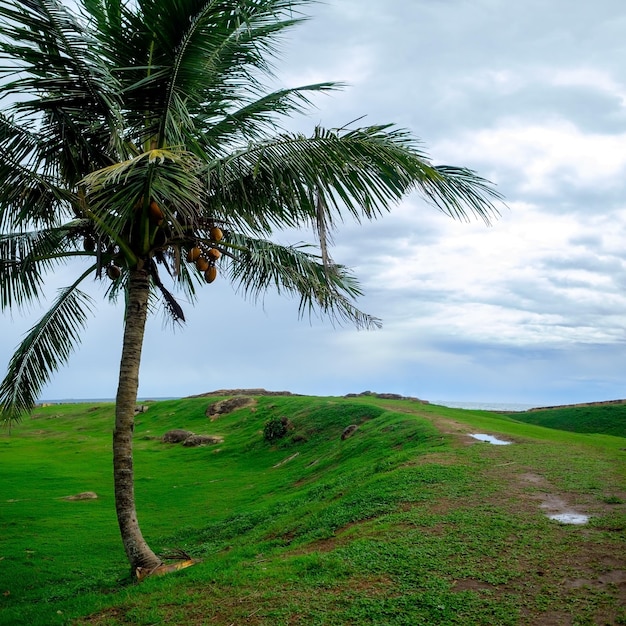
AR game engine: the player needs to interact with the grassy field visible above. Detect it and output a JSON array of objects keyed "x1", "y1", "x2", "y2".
[
  {"x1": 508, "y1": 403, "x2": 626, "y2": 438},
  {"x1": 0, "y1": 395, "x2": 625, "y2": 625}
]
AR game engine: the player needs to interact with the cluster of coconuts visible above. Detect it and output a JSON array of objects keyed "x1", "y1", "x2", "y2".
[
  {"x1": 187, "y1": 226, "x2": 223, "y2": 283},
  {"x1": 82, "y1": 199, "x2": 224, "y2": 283},
  {"x1": 82, "y1": 233, "x2": 121, "y2": 280}
]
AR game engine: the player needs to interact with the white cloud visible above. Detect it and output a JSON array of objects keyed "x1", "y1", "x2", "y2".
[{"x1": 433, "y1": 119, "x2": 626, "y2": 196}]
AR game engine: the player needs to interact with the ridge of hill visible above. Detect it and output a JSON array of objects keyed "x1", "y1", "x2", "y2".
[
  {"x1": 509, "y1": 402, "x2": 626, "y2": 438},
  {"x1": 527, "y1": 398, "x2": 626, "y2": 411}
]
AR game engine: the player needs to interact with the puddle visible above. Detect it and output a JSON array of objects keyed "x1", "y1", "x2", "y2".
[
  {"x1": 548, "y1": 513, "x2": 589, "y2": 525},
  {"x1": 470, "y1": 434, "x2": 512, "y2": 445},
  {"x1": 540, "y1": 495, "x2": 589, "y2": 524}
]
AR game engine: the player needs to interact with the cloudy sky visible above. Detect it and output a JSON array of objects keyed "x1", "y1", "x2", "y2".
[{"x1": 3, "y1": 0, "x2": 626, "y2": 407}]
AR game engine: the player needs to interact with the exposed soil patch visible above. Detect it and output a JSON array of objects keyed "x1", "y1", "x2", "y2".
[
  {"x1": 205, "y1": 396, "x2": 256, "y2": 420},
  {"x1": 63, "y1": 491, "x2": 98, "y2": 501},
  {"x1": 162, "y1": 429, "x2": 223, "y2": 447},
  {"x1": 452, "y1": 578, "x2": 498, "y2": 592}
]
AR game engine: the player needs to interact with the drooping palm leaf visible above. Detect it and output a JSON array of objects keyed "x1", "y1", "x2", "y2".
[
  {"x1": 0, "y1": 266, "x2": 96, "y2": 425},
  {"x1": 200, "y1": 82, "x2": 341, "y2": 149},
  {"x1": 0, "y1": 223, "x2": 89, "y2": 309},
  {"x1": 224, "y1": 233, "x2": 381, "y2": 330}
]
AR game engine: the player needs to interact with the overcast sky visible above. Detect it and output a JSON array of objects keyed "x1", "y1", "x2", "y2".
[{"x1": 2, "y1": 0, "x2": 626, "y2": 407}]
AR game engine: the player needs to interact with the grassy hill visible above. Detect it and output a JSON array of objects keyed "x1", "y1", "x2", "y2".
[
  {"x1": 508, "y1": 403, "x2": 626, "y2": 438},
  {"x1": 0, "y1": 395, "x2": 625, "y2": 625}
]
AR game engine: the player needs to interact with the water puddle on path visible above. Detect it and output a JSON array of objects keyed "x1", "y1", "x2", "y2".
[
  {"x1": 548, "y1": 513, "x2": 590, "y2": 525},
  {"x1": 540, "y1": 495, "x2": 590, "y2": 525},
  {"x1": 470, "y1": 434, "x2": 512, "y2": 445}
]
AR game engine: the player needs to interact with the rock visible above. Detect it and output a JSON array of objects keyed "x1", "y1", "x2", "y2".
[
  {"x1": 341, "y1": 424, "x2": 359, "y2": 440},
  {"x1": 188, "y1": 388, "x2": 298, "y2": 398},
  {"x1": 135, "y1": 405, "x2": 149, "y2": 413},
  {"x1": 182, "y1": 435, "x2": 224, "y2": 447},
  {"x1": 163, "y1": 429, "x2": 194, "y2": 443},
  {"x1": 343, "y1": 391, "x2": 428, "y2": 403},
  {"x1": 64, "y1": 491, "x2": 98, "y2": 501},
  {"x1": 205, "y1": 396, "x2": 256, "y2": 419}
]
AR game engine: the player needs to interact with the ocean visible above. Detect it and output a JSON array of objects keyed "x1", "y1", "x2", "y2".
[{"x1": 434, "y1": 401, "x2": 539, "y2": 412}]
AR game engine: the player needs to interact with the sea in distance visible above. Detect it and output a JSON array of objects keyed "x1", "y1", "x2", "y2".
[{"x1": 434, "y1": 400, "x2": 539, "y2": 412}]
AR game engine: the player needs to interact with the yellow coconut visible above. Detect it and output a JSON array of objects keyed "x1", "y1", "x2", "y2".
[
  {"x1": 149, "y1": 200, "x2": 164, "y2": 224},
  {"x1": 196, "y1": 257, "x2": 209, "y2": 272},
  {"x1": 209, "y1": 226, "x2": 223, "y2": 242},
  {"x1": 207, "y1": 248, "x2": 221, "y2": 261},
  {"x1": 187, "y1": 246, "x2": 201, "y2": 262},
  {"x1": 204, "y1": 266, "x2": 217, "y2": 283}
]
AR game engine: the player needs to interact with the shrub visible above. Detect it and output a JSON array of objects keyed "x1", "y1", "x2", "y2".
[{"x1": 264, "y1": 416, "x2": 291, "y2": 442}]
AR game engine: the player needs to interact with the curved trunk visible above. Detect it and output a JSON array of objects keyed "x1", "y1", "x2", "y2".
[{"x1": 113, "y1": 268, "x2": 161, "y2": 576}]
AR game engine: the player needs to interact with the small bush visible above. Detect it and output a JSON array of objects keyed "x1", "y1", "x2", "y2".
[{"x1": 264, "y1": 416, "x2": 291, "y2": 442}]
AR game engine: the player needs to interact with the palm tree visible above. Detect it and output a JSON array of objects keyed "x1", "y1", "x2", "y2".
[{"x1": 0, "y1": 0, "x2": 502, "y2": 577}]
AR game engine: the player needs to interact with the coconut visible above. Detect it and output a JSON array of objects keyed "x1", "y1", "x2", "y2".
[
  {"x1": 149, "y1": 200, "x2": 164, "y2": 224},
  {"x1": 209, "y1": 226, "x2": 223, "y2": 242},
  {"x1": 196, "y1": 257, "x2": 209, "y2": 272},
  {"x1": 83, "y1": 236, "x2": 95, "y2": 252},
  {"x1": 106, "y1": 264, "x2": 121, "y2": 280},
  {"x1": 187, "y1": 247, "x2": 201, "y2": 262},
  {"x1": 207, "y1": 248, "x2": 221, "y2": 261},
  {"x1": 204, "y1": 266, "x2": 217, "y2": 283}
]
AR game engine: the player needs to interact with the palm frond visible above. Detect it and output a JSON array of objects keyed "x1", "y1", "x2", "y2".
[
  {"x1": 0, "y1": 0, "x2": 124, "y2": 179},
  {"x1": 0, "y1": 266, "x2": 96, "y2": 426},
  {"x1": 0, "y1": 113, "x2": 75, "y2": 230},
  {"x1": 117, "y1": 0, "x2": 315, "y2": 147},
  {"x1": 81, "y1": 147, "x2": 205, "y2": 260},
  {"x1": 422, "y1": 165, "x2": 503, "y2": 224},
  {"x1": 0, "y1": 223, "x2": 86, "y2": 310},
  {"x1": 206, "y1": 124, "x2": 502, "y2": 236},
  {"x1": 223, "y1": 233, "x2": 381, "y2": 330},
  {"x1": 199, "y1": 82, "x2": 341, "y2": 147}
]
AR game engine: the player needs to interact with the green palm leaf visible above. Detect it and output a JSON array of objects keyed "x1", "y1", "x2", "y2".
[
  {"x1": 0, "y1": 267, "x2": 96, "y2": 425},
  {"x1": 206, "y1": 124, "x2": 501, "y2": 235},
  {"x1": 0, "y1": 0, "x2": 124, "y2": 179},
  {"x1": 0, "y1": 114, "x2": 75, "y2": 230},
  {"x1": 224, "y1": 233, "x2": 381, "y2": 330},
  {"x1": 0, "y1": 223, "x2": 87, "y2": 310}
]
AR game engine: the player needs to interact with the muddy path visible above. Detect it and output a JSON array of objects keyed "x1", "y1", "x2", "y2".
[{"x1": 384, "y1": 403, "x2": 626, "y2": 624}]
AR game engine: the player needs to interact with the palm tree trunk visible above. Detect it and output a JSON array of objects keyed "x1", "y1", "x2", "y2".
[{"x1": 113, "y1": 267, "x2": 161, "y2": 576}]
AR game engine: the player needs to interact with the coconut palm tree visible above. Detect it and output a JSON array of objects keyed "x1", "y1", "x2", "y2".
[{"x1": 0, "y1": 0, "x2": 502, "y2": 576}]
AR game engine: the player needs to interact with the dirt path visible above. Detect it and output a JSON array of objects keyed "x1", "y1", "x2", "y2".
[{"x1": 409, "y1": 407, "x2": 626, "y2": 625}]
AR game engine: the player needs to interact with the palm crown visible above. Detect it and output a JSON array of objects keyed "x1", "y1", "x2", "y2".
[{"x1": 0, "y1": 0, "x2": 501, "y2": 425}]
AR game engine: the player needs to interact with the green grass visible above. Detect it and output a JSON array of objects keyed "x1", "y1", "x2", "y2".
[
  {"x1": 1, "y1": 396, "x2": 625, "y2": 625},
  {"x1": 507, "y1": 403, "x2": 626, "y2": 438}
]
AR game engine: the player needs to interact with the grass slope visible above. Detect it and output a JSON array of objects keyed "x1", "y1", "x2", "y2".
[
  {"x1": 509, "y1": 404, "x2": 626, "y2": 438},
  {"x1": 0, "y1": 396, "x2": 625, "y2": 625}
]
